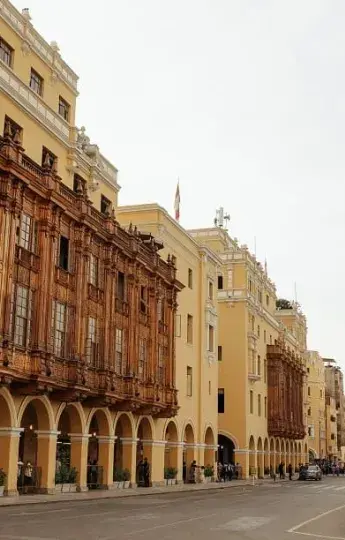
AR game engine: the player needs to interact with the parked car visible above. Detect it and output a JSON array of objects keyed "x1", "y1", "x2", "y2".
[{"x1": 299, "y1": 465, "x2": 322, "y2": 481}]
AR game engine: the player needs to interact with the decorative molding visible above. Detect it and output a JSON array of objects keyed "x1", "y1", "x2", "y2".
[
  {"x1": 0, "y1": 0, "x2": 78, "y2": 93},
  {"x1": 97, "y1": 436, "x2": 117, "y2": 444},
  {"x1": 0, "y1": 427, "x2": 24, "y2": 437},
  {"x1": 68, "y1": 433, "x2": 91, "y2": 442},
  {"x1": 0, "y1": 61, "x2": 70, "y2": 142},
  {"x1": 35, "y1": 430, "x2": 60, "y2": 439}
]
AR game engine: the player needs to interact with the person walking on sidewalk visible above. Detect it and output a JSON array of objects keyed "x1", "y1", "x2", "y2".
[{"x1": 288, "y1": 463, "x2": 293, "y2": 481}]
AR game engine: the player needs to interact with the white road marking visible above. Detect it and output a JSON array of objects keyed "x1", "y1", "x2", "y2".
[
  {"x1": 289, "y1": 533, "x2": 345, "y2": 540},
  {"x1": 9, "y1": 508, "x2": 72, "y2": 517},
  {"x1": 334, "y1": 486, "x2": 345, "y2": 491},
  {"x1": 213, "y1": 516, "x2": 273, "y2": 531},
  {"x1": 102, "y1": 513, "x2": 218, "y2": 538},
  {"x1": 288, "y1": 503, "x2": 345, "y2": 534}
]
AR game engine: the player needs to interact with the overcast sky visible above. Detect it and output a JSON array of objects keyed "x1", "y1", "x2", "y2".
[{"x1": 12, "y1": 0, "x2": 345, "y2": 364}]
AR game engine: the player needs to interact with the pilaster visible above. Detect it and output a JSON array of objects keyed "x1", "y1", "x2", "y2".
[
  {"x1": 0, "y1": 428, "x2": 23, "y2": 496},
  {"x1": 35, "y1": 430, "x2": 60, "y2": 494}
]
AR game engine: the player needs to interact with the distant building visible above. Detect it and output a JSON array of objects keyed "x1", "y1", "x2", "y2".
[
  {"x1": 305, "y1": 352, "x2": 327, "y2": 460},
  {"x1": 323, "y1": 360, "x2": 345, "y2": 458}
]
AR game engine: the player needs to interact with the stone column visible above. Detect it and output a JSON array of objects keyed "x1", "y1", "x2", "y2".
[
  {"x1": 120, "y1": 438, "x2": 138, "y2": 487},
  {"x1": 235, "y1": 450, "x2": 248, "y2": 479},
  {"x1": 35, "y1": 430, "x2": 60, "y2": 494},
  {"x1": 69, "y1": 433, "x2": 90, "y2": 492},
  {"x1": 0, "y1": 427, "x2": 23, "y2": 496},
  {"x1": 142, "y1": 440, "x2": 166, "y2": 486},
  {"x1": 97, "y1": 436, "x2": 116, "y2": 489}
]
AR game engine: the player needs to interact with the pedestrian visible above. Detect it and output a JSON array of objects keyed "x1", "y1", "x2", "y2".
[
  {"x1": 143, "y1": 457, "x2": 150, "y2": 487},
  {"x1": 288, "y1": 463, "x2": 293, "y2": 481},
  {"x1": 24, "y1": 461, "x2": 33, "y2": 493},
  {"x1": 270, "y1": 465, "x2": 276, "y2": 482},
  {"x1": 189, "y1": 460, "x2": 197, "y2": 483}
]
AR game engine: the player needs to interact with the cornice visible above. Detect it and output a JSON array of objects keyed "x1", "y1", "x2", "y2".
[{"x1": 0, "y1": 0, "x2": 78, "y2": 93}]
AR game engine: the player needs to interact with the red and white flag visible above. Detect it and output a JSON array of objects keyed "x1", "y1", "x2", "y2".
[{"x1": 174, "y1": 180, "x2": 180, "y2": 222}]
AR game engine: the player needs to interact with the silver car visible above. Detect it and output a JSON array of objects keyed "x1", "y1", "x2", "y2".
[{"x1": 304, "y1": 465, "x2": 322, "y2": 481}]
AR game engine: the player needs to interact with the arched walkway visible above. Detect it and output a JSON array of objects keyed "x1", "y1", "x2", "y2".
[
  {"x1": 249, "y1": 436, "x2": 256, "y2": 475},
  {"x1": 264, "y1": 438, "x2": 269, "y2": 476},
  {"x1": 269, "y1": 439, "x2": 275, "y2": 472},
  {"x1": 218, "y1": 434, "x2": 235, "y2": 465},
  {"x1": 164, "y1": 421, "x2": 179, "y2": 481},
  {"x1": 257, "y1": 438, "x2": 264, "y2": 478},
  {"x1": 304, "y1": 443, "x2": 308, "y2": 464},
  {"x1": 309, "y1": 448, "x2": 317, "y2": 463},
  {"x1": 275, "y1": 439, "x2": 280, "y2": 473},
  {"x1": 298, "y1": 442, "x2": 302, "y2": 467},
  {"x1": 136, "y1": 417, "x2": 153, "y2": 487},
  {"x1": 183, "y1": 424, "x2": 195, "y2": 483},
  {"x1": 204, "y1": 427, "x2": 215, "y2": 473},
  {"x1": 114, "y1": 414, "x2": 134, "y2": 482},
  {"x1": 87, "y1": 409, "x2": 112, "y2": 489},
  {"x1": 0, "y1": 391, "x2": 18, "y2": 495},
  {"x1": 18, "y1": 398, "x2": 55, "y2": 494},
  {"x1": 56, "y1": 405, "x2": 85, "y2": 490}
]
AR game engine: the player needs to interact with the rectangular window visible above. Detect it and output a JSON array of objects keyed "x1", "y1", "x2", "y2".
[
  {"x1": 218, "y1": 388, "x2": 225, "y2": 413},
  {"x1": 30, "y1": 68, "x2": 43, "y2": 96},
  {"x1": 257, "y1": 325, "x2": 260, "y2": 337},
  {"x1": 187, "y1": 314, "x2": 193, "y2": 344},
  {"x1": 217, "y1": 275, "x2": 223, "y2": 290},
  {"x1": 0, "y1": 37, "x2": 13, "y2": 66},
  {"x1": 17, "y1": 213, "x2": 31, "y2": 251},
  {"x1": 258, "y1": 394, "x2": 262, "y2": 416},
  {"x1": 13, "y1": 285, "x2": 31, "y2": 347},
  {"x1": 209, "y1": 381, "x2": 211, "y2": 395},
  {"x1": 258, "y1": 290, "x2": 262, "y2": 304},
  {"x1": 157, "y1": 298, "x2": 164, "y2": 323},
  {"x1": 218, "y1": 345, "x2": 222, "y2": 361},
  {"x1": 257, "y1": 355, "x2": 261, "y2": 376},
  {"x1": 59, "y1": 236, "x2": 69, "y2": 271},
  {"x1": 117, "y1": 271, "x2": 125, "y2": 301},
  {"x1": 4, "y1": 116, "x2": 23, "y2": 143},
  {"x1": 42, "y1": 147, "x2": 56, "y2": 169},
  {"x1": 308, "y1": 386, "x2": 311, "y2": 396},
  {"x1": 51, "y1": 301, "x2": 67, "y2": 357},
  {"x1": 138, "y1": 338, "x2": 147, "y2": 379},
  {"x1": 250, "y1": 390, "x2": 254, "y2": 414},
  {"x1": 89, "y1": 254, "x2": 98, "y2": 287},
  {"x1": 264, "y1": 359, "x2": 267, "y2": 383},
  {"x1": 73, "y1": 174, "x2": 85, "y2": 194},
  {"x1": 140, "y1": 286, "x2": 147, "y2": 314},
  {"x1": 269, "y1": 334, "x2": 272, "y2": 345},
  {"x1": 264, "y1": 329, "x2": 266, "y2": 343},
  {"x1": 266, "y1": 294, "x2": 269, "y2": 307},
  {"x1": 158, "y1": 345, "x2": 165, "y2": 384},
  {"x1": 208, "y1": 281, "x2": 214, "y2": 300},
  {"x1": 58, "y1": 96, "x2": 70, "y2": 121},
  {"x1": 208, "y1": 324, "x2": 214, "y2": 352},
  {"x1": 188, "y1": 268, "x2": 193, "y2": 289},
  {"x1": 264, "y1": 397, "x2": 267, "y2": 418},
  {"x1": 101, "y1": 194, "x2": 111, "y2": 215},
  {"x1": 320, "y1": 389, "x2": 323, "y2": 398},
  {"x1": 86, "y1": 317, "x2": 98, "y2": 366},
  {"x1": 187, "y1": 366, "x2": 193, "y2": 397},
  {"x1": 115, "y1": 328, "x2": 123, "y2": 374}
]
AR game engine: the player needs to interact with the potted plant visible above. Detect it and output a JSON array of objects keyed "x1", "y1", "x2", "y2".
[
  {"x1": 164, "y1": 467, "x2": 178, "y2": 486},
  {"x1": 55, "y1": 465, "x2": 78, "y2": 493},
  {"x1": 123, "y1": 469, "x2": 131, "y2": 489},
  {"x1": 203, "y1": 465, "x2": 214, "y2": 483},
  {"x1": 114, "y1": 468, "x2": 125, "y2": 488},
  {"x1": 0, "y1": 469, "x2": 6, "y2": 496}
]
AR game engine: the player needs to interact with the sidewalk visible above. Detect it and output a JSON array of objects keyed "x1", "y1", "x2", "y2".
[{"x1": 0, "y1": 479, "x2": 255, "y2": 507}]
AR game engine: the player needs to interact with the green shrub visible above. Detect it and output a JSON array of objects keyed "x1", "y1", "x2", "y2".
[
  {"x1": 0, "y1": 469, "x2": 6, "y2": 487},
  {"x1": 164, "y1": 467, "x2": 177, "y2": 479},
  {"x1": 204, "y1": 465, "x2": 214, "y2": 478}
]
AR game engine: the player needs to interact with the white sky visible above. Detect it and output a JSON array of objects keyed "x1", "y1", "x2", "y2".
[{"x1": 11, "y1": 0, "x2": 345, "y2": 365}]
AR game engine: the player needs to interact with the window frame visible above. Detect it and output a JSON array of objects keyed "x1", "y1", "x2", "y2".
[
  {"x1": 58, "y1": 96, "x2": 70, "y2": 122},
  {"x1": 0, "y1": 37, "x2": 13, "y2": 67},
  {"x1": 89, "y1": 254, "x2": 99, "y2": 287},
  {"x1": 51, "y1": 300, "x2": 67, "y2": 358},
  {"x1": 187, "y1": 314, "x2": 193, "y2": 344},
  {"x1": 218, "y1": 388, "x2": 225, "y2": 413},
  {"x1": 59, "y1": 235, "x2": 70, "y2": 272},
  {"x1": 187, "y1": 366, "x2": 193, "y2": 397},
  {"x1": 188, "y1": 268, "x2": 193, "y2": 289},
  {"x1": 30, "y1": 68, "x2": 44, "y2": 96},
  {"x1": 12, "y1": 284, "x2": 32, "y2": 348}
]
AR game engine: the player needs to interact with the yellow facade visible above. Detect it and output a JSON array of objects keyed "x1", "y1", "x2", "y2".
[
  {"x1": 0, "y1": 2, "x2": 119, "y2": 210},
  {"x1": 306, "y1": 351, "x2": 327, "y2": 460},
  {"x1": 189, "y1": 227, "x2": 309, "y2": 477},
  {"x1": 117, "y1": 204, "x2": 219, "y2": 475},
  {"x1": 325, "y1": 396, "x2": 338, "y2": 459}
]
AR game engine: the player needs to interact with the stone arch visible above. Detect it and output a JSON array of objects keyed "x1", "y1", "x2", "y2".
[
  {"x1": 86, "y1": 408, "x2": 112, "y2": 437},
  {"x1": 164, "y1": 420, "x2": 179, "y2": 473},
  {"x1": 183, "y1": 423, "x2": 195, "y2": 444},
  {"x1": 218, "y1": 430, "x2": 239, "y2": 450},
  {"x1": 0, "y1": 387, "x2": 16, "y2": 427},
  {"x1": 114, "y1": 413, "x2": 135, "y2": 439},
  {"x1": 56, "y1": 402, "x2": 86, "y2": 434},
  {"x1": 182, "y1": 423, "x2": 195, "y2": 482},
  {"x1": 204, "y1": 426, "x2": 216, "y2": 471},
  {"x1": 257, "y1": 437, "x2": 264, "y2": 478},
  {"x1": 17, "y1": 395, "x2": 54, "y2": 431},
  {"x1": 264, "y1": 438, "x2": 269, "y2": 474},
  {"x1": 286, "y1": 440, "x2": 290, "y2": 466},
  {"x1": 114, "y1": 413, "x2": 135, "y2": 478},
  {"x1": 309, "y1": 448, "x2": 317, "y2": 462},
  {"x1": 249, "y1": 436, "x2": 256, "y2": 474},
  {"x1": 270, "y1": 438, "x2": 275, "y2": 470},
  {"x1": 136, "y1": 416, "x2": 155, "y2": 440},
  {"x1": 281, "y1": 439, "x2": 285, "y2": 461}
]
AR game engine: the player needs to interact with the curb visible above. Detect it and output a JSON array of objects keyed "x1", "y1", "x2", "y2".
[{"x1": 0, "y1": 481, "x2": 254, "y2": 508}]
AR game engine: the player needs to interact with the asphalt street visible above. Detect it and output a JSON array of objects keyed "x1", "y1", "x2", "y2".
[{"x1": 0, "y1": 476, "x2": 345, "y2": 540}]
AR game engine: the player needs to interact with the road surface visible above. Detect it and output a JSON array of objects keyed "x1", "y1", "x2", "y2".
[{"x1": 1, "y1": 476, "x2": 345, "y2": 539}]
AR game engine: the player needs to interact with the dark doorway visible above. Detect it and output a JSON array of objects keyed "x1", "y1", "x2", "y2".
[{"x1": 218, "y1": 435, "x2": 235, "y2": 464}]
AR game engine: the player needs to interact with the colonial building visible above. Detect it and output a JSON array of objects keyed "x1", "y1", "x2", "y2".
[
  {"x1": 117, "y1": 204, "x2": 220, "y2": 480},
  {"x1": 323, "y1": 359, "x2": 345, "y2": 459},
  {"x1": 0, "y1": 2, "x2": 184, "y2": 495},
  {"x1": 305, "y1": 351, "x2": 327, "y2": 460},
  {"x1": 189, "y1": 222, "x2": 309, "y2": 477}
]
